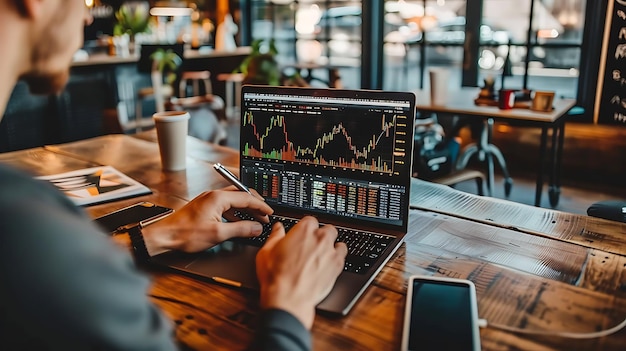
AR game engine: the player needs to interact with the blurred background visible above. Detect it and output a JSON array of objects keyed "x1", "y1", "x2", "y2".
[{"x1": 83, "y1": 0, "x2": 588, "y2": 102}]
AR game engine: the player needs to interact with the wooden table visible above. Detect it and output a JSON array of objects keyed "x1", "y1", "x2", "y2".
[
  {"x1": 414, "y1": 88, "x2": 577, "y2": 207},
  {"x1": 2, "y1": 132, "x2": 625, "y2": 350}
]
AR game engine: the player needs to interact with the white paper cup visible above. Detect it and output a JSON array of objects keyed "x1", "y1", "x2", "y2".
[
  {"x1": 429, "y1": 68, "x2": 450, "y2": 106},
  {"x1": 153, "y1": 111, "x2": 190, "y2": 171}
]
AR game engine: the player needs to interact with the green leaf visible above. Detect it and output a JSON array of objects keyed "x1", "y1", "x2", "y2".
[
  {"x1": 150, "y1": 49, "x2": 182, "y2": 73},
  {"x1": 114, "y1": 3, "x2": 150, "y2": 36},
  {"x1": 268, "y1": 39, "x2": 278, "y2": 56}
]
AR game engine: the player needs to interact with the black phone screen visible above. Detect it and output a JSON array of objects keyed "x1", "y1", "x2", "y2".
[
  {"x1": 94, "y1": 202, "x2": 173, "y2": 234},
  {"x1": 407, "y1": 278, "x2": 477, "y2": 351}
]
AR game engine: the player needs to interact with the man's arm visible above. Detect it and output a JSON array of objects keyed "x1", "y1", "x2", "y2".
[
  {"x1": 0, "y1": 199, "x2": 177, "y2": 350},
  {"x1": 253, "y1": 309, "x2": 312, "y2": 351}
]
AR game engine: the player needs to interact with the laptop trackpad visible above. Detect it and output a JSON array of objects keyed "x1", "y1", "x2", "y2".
[{"x1": 182, "y1": 241, "x2": 260, "y2": 290}]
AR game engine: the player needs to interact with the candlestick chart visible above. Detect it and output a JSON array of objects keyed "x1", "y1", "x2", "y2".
[{"x1": 241, "y1": 110, "x2": 409, "y2": 173}]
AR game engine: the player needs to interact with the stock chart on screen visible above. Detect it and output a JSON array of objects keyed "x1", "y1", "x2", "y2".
[
  {"x1": 241, "y1": 97, "x2": 411, "y2": 174},
  {"x1": 239, "y1": 88, "x2": 415, "y2": 225}
]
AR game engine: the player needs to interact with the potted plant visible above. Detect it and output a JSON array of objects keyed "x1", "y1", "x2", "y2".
[
  {"x1": 234, "y1": 39, "x2": 309, "y2": 87},
  {"x1": 113, "y1": 1, "x2": 150, "y2": 54},
  {"x1": 114, "y1": 1, "x2": 150, "y2": 37},
  {"x1": 149, "y1": 48, "x2": 182, "y2": 112},
  {"x1": 234, "y1": 39, "x2": 281, "y2": 86}
]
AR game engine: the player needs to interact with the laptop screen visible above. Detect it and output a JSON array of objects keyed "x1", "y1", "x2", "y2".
[{"x1": 240, "y1": 86, "x2": 415, "y2": 233}]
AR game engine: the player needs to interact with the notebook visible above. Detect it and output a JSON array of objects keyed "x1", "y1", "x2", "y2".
[{"x1": 152, "y1": 85, "x2": 416, "y2": 316}]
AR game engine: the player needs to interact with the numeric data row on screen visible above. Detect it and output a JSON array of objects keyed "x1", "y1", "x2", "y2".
[{"x1": 242, "y1": 167, "x2": 404, "y2": 221}]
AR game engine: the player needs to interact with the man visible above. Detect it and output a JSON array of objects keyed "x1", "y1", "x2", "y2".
[{"x1": 0, "y1": 1, "x2": 347, "y2": 350}]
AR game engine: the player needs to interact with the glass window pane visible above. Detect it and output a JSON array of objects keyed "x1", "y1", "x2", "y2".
[
  {"x1": 527, "y1": 48, "x2": 580, "y2": 98},
  {"x1": 313, "y1": 2, "x2": 362, "y2": 64},
  {"x1": 477, "y1": 0, "x2": 585, "y2": 98},
  {"x1": 535, "y1": 0, "x2": 586, "y2": 45},
  {"x1": 309, "y1": 1, "x2": 362, "y2": 88},
  {"x1": 248, "y1": 0, "x2": 585, "y2": 95},
  {"x1": 250, "y1": 0, "x2": 362, "y2": 88},
  {"x1": 251, "y1": 2, "x2": 296, "y2": 66},
  {"x1": 383, "y1": 0, "x2": 467, "y2": 91}
]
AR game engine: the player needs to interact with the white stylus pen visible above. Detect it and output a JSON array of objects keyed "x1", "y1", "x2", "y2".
[{"x1": 213, "y1": 163, "x2": 252, "y2": 195}]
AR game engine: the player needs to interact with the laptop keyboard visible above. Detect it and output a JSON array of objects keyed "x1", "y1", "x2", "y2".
[{"x1": 230, "y1": 212, "x2": 395, "y2": 274}]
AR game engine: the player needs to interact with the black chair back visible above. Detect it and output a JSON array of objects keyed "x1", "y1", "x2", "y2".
[{"x1": 0, "y1": 81, "x2": 55, "y2": 152}]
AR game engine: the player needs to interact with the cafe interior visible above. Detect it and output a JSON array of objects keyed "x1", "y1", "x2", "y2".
[
  {"x1": 1, "y1": 0, "x2": 626, "y2": 349},
  {"x1": 2, "y1": 0, "x2": 624, "y2": 210}
]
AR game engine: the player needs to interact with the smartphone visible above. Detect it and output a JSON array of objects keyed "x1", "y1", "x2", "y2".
[
  {"x1": 94, "y1": 201, "x2": 174, "y2": 234},
  {"x1": 401, "y1": 275, "x2": 481, "y2": 351}
]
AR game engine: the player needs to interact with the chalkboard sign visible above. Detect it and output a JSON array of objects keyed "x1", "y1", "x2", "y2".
[{"x1": 598, "y1": 0, "x2": 626, "y2": 125}]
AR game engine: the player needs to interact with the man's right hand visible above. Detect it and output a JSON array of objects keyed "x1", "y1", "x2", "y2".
[{"x1": 255, "y1": 216, "x2": 348, "y2": 330}]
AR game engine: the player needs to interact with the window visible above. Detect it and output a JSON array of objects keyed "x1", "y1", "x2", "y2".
[
  {"x1": 246, "y1": 0, "x2": 588, "y2": 101},
  {"x1": 249, "y1": 0, "x2": 363, "y2": 88},
  {"x1": 478, "y1": 0, "x2": 586, "y2": 99}
]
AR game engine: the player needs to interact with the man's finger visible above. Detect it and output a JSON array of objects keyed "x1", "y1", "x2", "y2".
[
  {"x1": 334, "y1": 241, "x2": 348, "y2": 259},
  {"x1": 249, "y1": 188, "x2": 266, "y2": 202},
  {"x1": 262, "y1": 222, "x2": 285, "y2": 252},
  {"x1": 226, "y1": 191, "x2": 273, "y2": 212},
  {"x1": 315, "y1": 224, "x2": 339, "y2": 244},
  {"x1": 214, "y1": 221, "x2": 265, "y2": 242},
  {"x1": 290, "y1": 216, "x2": 320, "y2": 236},
  {"x1": 209, "y1": 190, "x2": 273, "y2": 218}
]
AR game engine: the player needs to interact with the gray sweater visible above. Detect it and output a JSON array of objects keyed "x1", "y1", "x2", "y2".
[{"x1": 0, "y1": 165, "x2": 310, "y2": 351}]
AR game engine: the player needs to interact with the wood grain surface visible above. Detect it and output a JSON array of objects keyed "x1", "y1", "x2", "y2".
[{"x1": 2, "y1": 132, "x2": 624, "y2": 350}]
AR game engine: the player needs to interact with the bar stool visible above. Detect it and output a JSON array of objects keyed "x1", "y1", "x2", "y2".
[
  {"x1": 217, "y1": 72, "x2": 244, "y2": 121},
  {"x1": 455, "y1": 118, "x2": 513, "y2": 197},
  {"x1": 168, "y1": 70, "x2": 227, "y2": 144},
  {"x1": 179, "y1": 70, "x2": 212, "y2": 97},
  {"x1": 177, "y1": 70, "x2": 226, "y2": 122}
]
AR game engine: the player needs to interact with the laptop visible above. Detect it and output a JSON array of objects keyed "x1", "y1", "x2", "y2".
[{"x1": 152, "y1": 85, "x2": 416, "y2": 316}]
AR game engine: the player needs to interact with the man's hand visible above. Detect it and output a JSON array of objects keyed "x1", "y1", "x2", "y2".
[
  {"x1": 141, "y1": 187, "x2": 273, "y2": 256},
  {"x1": 256, "y1": 216, "x2": 348, "y2": 330}
]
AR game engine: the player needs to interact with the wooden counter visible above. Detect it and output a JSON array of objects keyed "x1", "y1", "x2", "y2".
[{"x1": 70, "y1": 46, "x2": 252, "y2": 68}]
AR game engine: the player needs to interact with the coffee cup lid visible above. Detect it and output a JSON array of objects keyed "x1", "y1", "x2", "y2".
[{"x1": 153, "y1": 111, "x2": 190, "y2": 122}]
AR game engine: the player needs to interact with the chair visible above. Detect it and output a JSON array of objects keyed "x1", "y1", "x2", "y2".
[
  {"x1": 413, "y1": 115, "x2": 486, "y2": 195},
  {"x1": 56, "y1": 75, "x2": 121, "y2": 141},
  {"x1": 0, "y1": 81, "x2": 53, "y2": 152},
  {"x1": 431, "y1": 169, "x2": 485, "y2": 196},
  {"x1": 449, "y1": 116, "x2": 513, "y2": 197},
  {"x1": 168, "y1": 60, "x2": 227, "y2": 145},
  {"x1": 0, "y1": 79, "x2": 120, "y2": 153},
  {"x1": 167, "y1": 95, "x2": 227, "y2": 145}
]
